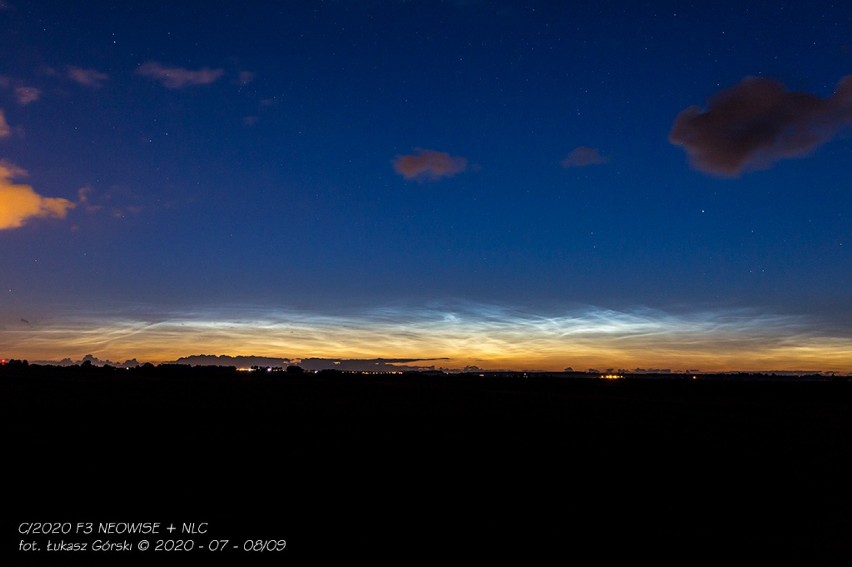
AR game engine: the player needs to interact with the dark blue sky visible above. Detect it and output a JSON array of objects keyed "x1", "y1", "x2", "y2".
[{"x1": 1, "y1": 1, "x2": 851, "y2": 371}]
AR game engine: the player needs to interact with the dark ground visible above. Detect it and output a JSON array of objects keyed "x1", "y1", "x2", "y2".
[{"x1": 3, "y1": 365, "x2": 852, "y2": 564}]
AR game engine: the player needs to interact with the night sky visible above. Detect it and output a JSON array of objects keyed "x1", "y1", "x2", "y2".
[{"x1": 1, "y1": 0, "x2": 851, "y2": 372}]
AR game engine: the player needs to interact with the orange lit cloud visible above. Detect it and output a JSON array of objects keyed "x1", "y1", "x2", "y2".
[
  {"x1": 393, "y1": 149, "x2": 468, "y2": 181},
  {"x1": 0, "y1": 162, "x2": 75, "y2": 230},
  {"x1": 670, "y1": 75, "x2": 852, "y2": 176},
  {"x1": 67, "y1": 66, "x2": 109, "y2": 88},
  {"x1": 136, "y1": 61, "x2": 224, "y2": 89},
  {"x1": 561, "y1": 146, "x2": 608, "y2": 168}
]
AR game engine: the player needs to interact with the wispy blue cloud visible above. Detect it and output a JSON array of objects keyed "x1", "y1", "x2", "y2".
[{"x1": 5, "y1": 301, "x2": 851, "y2": 372}]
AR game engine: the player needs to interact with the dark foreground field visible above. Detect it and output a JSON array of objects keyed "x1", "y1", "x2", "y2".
[{"x1": 4, "y1": 366, "x2": 852, "y2": 564}]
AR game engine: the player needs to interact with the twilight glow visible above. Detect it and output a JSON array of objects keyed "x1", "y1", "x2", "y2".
[{"x1": 3, "y1": 303, "x2": 851, "y2": 372}]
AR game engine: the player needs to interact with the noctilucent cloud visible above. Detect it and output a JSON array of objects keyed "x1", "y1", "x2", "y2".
[{"x1": 1, "y1": 1, "x2": 851, "y2": 372}]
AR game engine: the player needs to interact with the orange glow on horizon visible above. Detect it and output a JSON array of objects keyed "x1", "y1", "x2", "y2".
[{"x1": 2, "y1": 304, "x2": 850, "y2": 373}]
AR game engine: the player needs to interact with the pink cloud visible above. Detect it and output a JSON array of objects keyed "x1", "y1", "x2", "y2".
[
  {"x1": 0, "y1": 109, "x2": 9, "y2": 138},
  {"x1": 14, "y1": 86, "x2": 40, "y2": 105},
  {"x1": 238, "y1": 70, "x2": 255, "y2": 85},
  {"x1": 0, "y1": 76, "x2": 42, "y2": 104},
  {"x1": 561, "y1": 146, "x2": 608, "y2": 168},
  {"x1": 136, "y1": 61, "x2": 224, "y2": 89},
  {"x1": 67, "y1": 66, "x2": 109, "y2": 88},
  {"x1": 669, "y1": 75, "x2": 852, "y2": 176},
  {"x1": 393, "y1": 149, "x2": 468, "y2": 181}
]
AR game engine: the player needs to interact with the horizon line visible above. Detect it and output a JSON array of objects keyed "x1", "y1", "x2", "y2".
[{"x1": 3, "y1": 354, "x2": 849, "y2": 377}]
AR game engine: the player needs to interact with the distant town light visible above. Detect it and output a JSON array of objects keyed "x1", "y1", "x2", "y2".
[
  {"x1": 0, "y1": 359, "x2": 6, "y2": 365},
  {"x1": 600, "y1": 373, "x2": 623, "y2": 380}
]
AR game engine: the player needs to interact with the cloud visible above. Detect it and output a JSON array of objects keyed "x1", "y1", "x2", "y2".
[
  {"x1": 75, "y1": 185, "x2": 144, "y2": 218},
  {"x1": 669, "y1": 75, "x2": 852, "y2": 176},
  {"x1": 298, "y1": 357, "x2": 449, "y2": 372},
  {"x1": 0, "y1": 76, "x2": 41, "y2": 104},
  {"x1": 59, "y1": 354, "x2": 139, "y2": 367},
  {"x1": 174, "y1": 354, "x2": 292, "y2": 368},
  {"x1": 0, "y1": 109, "x2": 9, "y2": 137},
  {"x1": 393, "y1": 148, "x2": 468, "y2": 181},
  {"x1": 0, "y1": 162, "x2": 75, "y2": 230},
  {"x1": 66, "y1": 66, "x2": 109, "y2": 88},
  {"x1": 136, "y1": 61, "x2": 224, "y2": 89},
  {"x1": 238, "y1": 70, "x2": 255, "y2": 85},
  {"x1": 14, "y1": 86, "x2": 40, "y2": 105},
  {"x1": 561, "y1": 146, "x2": 608, "y2": 168},
  {"x1": 77, "y1": 186, "x2": 102, "y2": 214}
]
